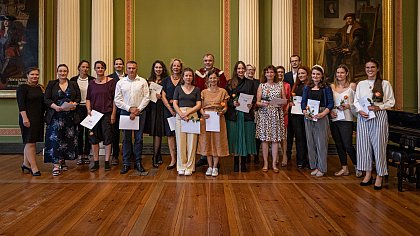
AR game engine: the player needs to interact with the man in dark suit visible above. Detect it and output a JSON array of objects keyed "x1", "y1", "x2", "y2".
[
  {"x1": 70, "y1": 60, "x2": 95, "y2": 165},
  {"x1": 107, "y1": 58, "x2": 126, "y2": 166},
  {"x1": 284, "y1": 55, "x2": 301, "y2": 161}
]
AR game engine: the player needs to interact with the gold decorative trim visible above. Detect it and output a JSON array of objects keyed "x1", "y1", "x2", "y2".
[
  {"x1": 125, "y1": 0, "x2": 133, "y2": 60},
  {"x1": 223, "y1": 0, "x2": 231, "y2": 80},
  {"x1": 394, "y1": 0, "x2": 403, "y2": 109},
  {"x1": 306, "y1": 0, "x2": 314, "y2": 66}
]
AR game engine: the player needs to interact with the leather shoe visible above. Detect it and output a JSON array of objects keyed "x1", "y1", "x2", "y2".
[
  {"x1": 167, "y1": 164, "x2": 176, "y2": 170},
  {"x1": 136, "y1": 162, "x2": 145, "y2": 172},
  {"x1": 374, "y1": 185, "x2": 382, "y2": 190},
  {"x1": 120, "y1": 165, "x2": 131, "y2": 174},
  {"x1": 111, "y1": 157, "x2": 119, "y2": 166}
]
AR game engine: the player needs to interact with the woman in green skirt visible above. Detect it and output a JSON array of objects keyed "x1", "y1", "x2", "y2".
[{"x1": 225, "y1": 61, "x2": 257, "y2": 172}]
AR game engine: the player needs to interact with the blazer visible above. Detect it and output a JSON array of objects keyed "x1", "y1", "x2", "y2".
[
  {"x1": 301, "y1": 85, "x2": 334, "y2": 111},
  {"x1": 44, "y1": 79, "x2": 81, "y2": 124},
  {"x1": 284, "y1": 71, "x2": 294, "y2": 88},
  {"x1": 107, "y1": 72, "x2": 127, "y2": 81}
]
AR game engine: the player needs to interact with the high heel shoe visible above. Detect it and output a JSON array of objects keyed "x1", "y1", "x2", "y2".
[
  {"x1": 360, "y1": 177, "x2": 373, "y2": 186},
  {"x1": 21, "y1": 164, "x2": 31, "y2": 173},
  {"x1": 167, "y1": 163, "x2": 176, "y2": 170},
  {"x1": 30, "y1": 170, "x2": 41, "y2": 176},
  {"x1": 152, "y1": 156, "x2": 159, "y2": 168}
]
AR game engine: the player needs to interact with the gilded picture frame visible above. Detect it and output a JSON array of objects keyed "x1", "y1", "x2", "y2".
[{"x1": 0, "y1": 0, "x2": 43, "y2": 98}]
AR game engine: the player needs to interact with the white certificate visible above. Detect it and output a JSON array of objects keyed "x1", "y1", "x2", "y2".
[
  {"x1": 235, "y1": 93, "x2": 254, "y2": 113},
  {"x1": 181, "y1": 119, "x2": 201, "y2": 134},
  {"x1": 306, "y1": 99, "x2": 320, "y2": 121},
  {"x1": 359, "y1": 97, "x2": 376, "y2": 120},
  {"x1": 269, "y1": 98, "x2": 288, "y2": 107},
  {"x1": 61, "y1": 101, "x2": 77, "y2": 111},
  {"x1": 167, "y1": 116, "x2": 176, "y2": 131},
  {"x1": 119, "y1": 115, "x2": 139, "y2": 130},
  {"x1": 205, "y1": 111, "x2": 220, "y2": 132},
  {"x1": 80, "y1": 110, "x2": 104, "y2": 129},
  {"x1": 149, "y1": 82, "x2": 163, "y2": 103},
  {"x1": 291, "y1": 96, "x2": 303, "y2": 114},
  {"x1": 331, "y1": 108, "x2": 345, "y2": 121}
]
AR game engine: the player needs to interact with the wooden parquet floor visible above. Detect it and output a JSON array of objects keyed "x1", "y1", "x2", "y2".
[{"x1": 0, "y1": 154, "x2": 419, "y2": 235}]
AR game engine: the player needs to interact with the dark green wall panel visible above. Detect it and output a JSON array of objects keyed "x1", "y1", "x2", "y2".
[
  {"x1": 113, "y1": 0, "x2": 125, "y2": 60},
  {"x1": 134, "y1": 0, "x2": 222, "y2": 77}
]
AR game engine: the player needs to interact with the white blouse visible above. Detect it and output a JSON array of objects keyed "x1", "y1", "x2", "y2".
[
  {"x1": 354, "y1": 79, "x2": 395, "y2": 112},
  {"x1": 332, "y1": 86, "x2": 355, "y2": 122}
]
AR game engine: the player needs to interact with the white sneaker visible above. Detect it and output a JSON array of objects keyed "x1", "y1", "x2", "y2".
[
  {"x1": 310, "y1": 169, "x2": 319, "y2": 176},
  {"x1": 184, "y1": 170, "x2": 192, "y2": 176},
  {"x1": 178, "y1": 170, "x2": 185, "y2": 175},
  {"x1": 205, "y1": 167, "x2": 213, "y2": 176},
  {"x1": 212, "y1": 168, "x2": 219, "y2": 177}
]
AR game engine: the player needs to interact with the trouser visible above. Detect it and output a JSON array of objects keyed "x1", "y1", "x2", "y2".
[
  {"x1": 330, "y1": 120, "x2": 356, "y2": 166},
  {"x1": 121, "y1": 110, "x2": 146, "y2": 166},
  {"x1": 304, "y1": 110, "x2": 329, "y2": 173},
  {"x1": 356, "y1": 110, "x2": 389, "y2": 176}
]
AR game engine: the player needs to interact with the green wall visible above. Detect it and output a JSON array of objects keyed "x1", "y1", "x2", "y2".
[
  {"x1": 230, "y1": 0, "x2": 239, "y2": 75},
  {"x1": 402, "y1": 0, "x2": 418, "y2": 109},
  {"x1": 113, "y1": 0, "x2": 125, "y2": 60},
  {"x1": 134, "y1": 0, "x2": 223, "y2": 77},
  {"x1": 80, "y1": 0, "x2": 92, "y2": 62},
  {"x1": 259, "y1": 0, "x2": 272, "y2": 73}
]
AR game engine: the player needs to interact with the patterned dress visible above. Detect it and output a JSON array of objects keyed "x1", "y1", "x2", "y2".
[
  {"x1": 255, "y1": 82, "x2": 285, "y2": 142},
  {"x1": 44, "y1": 87, "x2": 78, "y2": 164}
]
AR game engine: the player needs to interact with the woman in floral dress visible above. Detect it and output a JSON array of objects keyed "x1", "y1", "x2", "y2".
[{"x1": 255, "y1": 65, "x2": 286, "y2": 173}]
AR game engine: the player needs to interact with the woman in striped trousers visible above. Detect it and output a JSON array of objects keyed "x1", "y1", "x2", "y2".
[{"x1": 353, "y1": 59, "x2": 395, "y2": 190}]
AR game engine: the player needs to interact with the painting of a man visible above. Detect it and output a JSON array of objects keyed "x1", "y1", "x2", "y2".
[{"x1": 325, "y1": 13, "x2": 367, "y2": 80}]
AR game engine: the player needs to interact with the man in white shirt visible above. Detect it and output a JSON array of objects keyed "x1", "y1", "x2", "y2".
[{"x1": 114, "y1": 61, "x2": 150, "y2": 174}]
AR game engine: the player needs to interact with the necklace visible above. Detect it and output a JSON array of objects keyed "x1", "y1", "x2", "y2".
[{"x1": 367, "y1": 79, "x2": 375, "y2": 89}]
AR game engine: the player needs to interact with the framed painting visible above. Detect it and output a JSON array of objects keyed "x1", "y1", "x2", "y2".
[
  {"x1": 324, "y1": 0, "x2": 339, "y2": 18},
  {"x1": 308, "y1": 0, "x2": 392, "y2": 84},
  {"x1": 0, "y1": 0, "x2": 42, "y2": 98}
]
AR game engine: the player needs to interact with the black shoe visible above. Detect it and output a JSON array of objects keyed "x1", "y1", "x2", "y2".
[
  {"x1": 30, "y1": 170, "x2": 41, "y2": 176},
  {"x1": 105, "y1": 161, "x2": 111, "y2": 171},
  {"x1": 246, "y1": 155, "x2": 251, "y2": 163},
  {"x1": 111, "y1": 157, "x2": 119, "y2": 166},
  {"x1": 287, "y1": 152, "x2": 292, "y2": 160},
  {"x1": 120, "y1": 165, "x2": 131, "y2": 174},
  {"x1": 136, "y1": 162, "x2": 145, "y2": 172},
  {"x1": 167, "y1": 163, "x2": 176, "y2": 170},
  {"x1": 254, "y1": 157, "x2": 260, "y2": 164},
  {"x1": 374, "y1": 185, "x2": 382, "y2": 190},
  {"x1": 196, "y1": 157, "x2": 207, "y2": 167},
  {"x1": 233, "y1": 156, "x2": 239, "y2": 172},
  {"x1": 240, "y1": 156, "x2": 247, "y2": 172},
  {"x1": 21, "y1": 164, "x2": 31, "y2": 173},
  {"x1": 152, "y1": 156, "x2": 159, "y2": 168},
  {"x1": 360, "y1": 178, "x2": 373, "y2": 186},
  {"x1": 157, "y1": 154, "x2": 163, "y2": 164}
]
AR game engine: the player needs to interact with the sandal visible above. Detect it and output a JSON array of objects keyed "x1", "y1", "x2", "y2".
[
  {"x1": 83, "y1": 157, "x2": 91, "y2": 164},
  {"x1": 273, "y1": 168, "x2": 280, "y2": 173},
  {"x1": 262, "y1": 167, "x2": 268, "y2": 173},
  {"x1": 52, "y1": 167, "x2": 61, "y2": 176}
]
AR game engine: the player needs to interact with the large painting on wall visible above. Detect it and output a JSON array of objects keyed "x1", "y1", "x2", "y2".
[
  {"x1": 0, "y1": 0, "x2": 38, "y2": 96},
  {"x1": 309, "y1": 0, "x2": 390, "y2": 83}
]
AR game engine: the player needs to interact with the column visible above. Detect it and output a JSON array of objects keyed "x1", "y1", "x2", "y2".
[
  {"x1": 56, "y1": 0, "x2": 80, "y2": 75},
  {"x1": 238, "y1": 0, "x2": 259, "y2": 77},
  {"x1": 272, "y1": 0, "x2": 293, "y2": 70},
  {"x1": 91, "y1": 0, "x2": 113, "y2": 74}
]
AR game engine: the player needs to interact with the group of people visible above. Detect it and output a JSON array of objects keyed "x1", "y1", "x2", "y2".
[{"x1": 17, "y1": 53, "x2": 395, "y2": 189}]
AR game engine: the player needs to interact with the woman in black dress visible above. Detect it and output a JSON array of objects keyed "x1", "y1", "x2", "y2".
[
  {"x1": 44, "y1": 64, "x2": 81, "y2": 176},
  {"x1": 144, "y1": 60, "x2": 168, "y2": 167},
  {"x1": 161, "y1": 58, "x2": 183, "y2": 169},
  {"x1": 16, "y1": 67, "x2": 44, "y2": 176}
]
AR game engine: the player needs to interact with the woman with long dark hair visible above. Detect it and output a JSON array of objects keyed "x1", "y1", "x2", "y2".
[
  {"x1": 354, "y1": 59, "x2": 395, "y2": 190},
  {"x1": 144, "y1": 60, "x2": 169, "y2": 167},
  {"x1": 225, "y1": 61, "x2": 257, "y2": 172}
]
